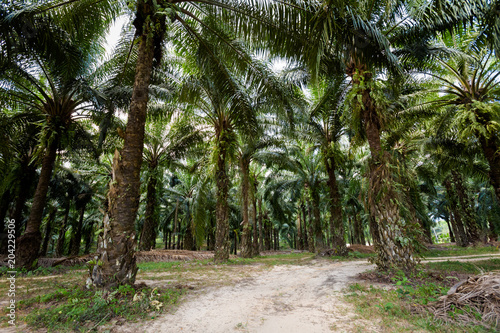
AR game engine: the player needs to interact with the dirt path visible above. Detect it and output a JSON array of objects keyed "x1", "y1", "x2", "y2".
[
  {"x1": 126, "y1": 259, "x2": 378, "y2": 333},
  {"x1": 123, "y1": 254, "x2": 500, "y2": 333}
]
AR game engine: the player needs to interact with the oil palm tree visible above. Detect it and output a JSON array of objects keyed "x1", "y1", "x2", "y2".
[
  {"x1": 304, "y1": 74, "x2": 350, "y2": 255},
  {"x1": 1, "y1": 51, "x2": 104, "y2": 268},
  {"x1": 139, "y1": 113, "x2": 202, "y2": 250},
  {"x1": 424, "y1": 31, "x2": 500, "y2": 206}
]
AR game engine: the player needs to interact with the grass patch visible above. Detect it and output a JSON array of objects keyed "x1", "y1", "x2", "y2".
[
  {"x1": 18, "y1": 284, "x2": 184, "y2": 332},
  {"x1": 347, "y1": 259, "x2": 500, "y2": 332},
  {"x1": 425, "y1": 259, "x2": 500, "y2": 275},
  {"x1": 0, "y1": 264, "x2": 86, "y2": 277},
  {"x1": 423, "y1": 245, "x2": 499, "y2": 258},
  {"x1": 345, "y1": 283, "x2": 496, "y2": 333}
]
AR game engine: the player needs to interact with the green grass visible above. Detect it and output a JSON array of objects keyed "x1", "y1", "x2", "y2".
[
  {"x1": 0, "y1": 264, "x2": 86, "y2": 277},
  {"x1": 137, "y1": 252, "x2": 314, "y2": 272},
  {"x1": 425, "y1": 259, "x2": 500, "y2": 274},
  {"x1": 422, "y1": 245, "x2": 500, "y2": 258},
  {"x1": 344, "y1": 282, "x2": 496, "y2": 333},
  {"x1": 344, "y1": 258, "x2": 500, "y2": 332},
  {"x1": 18, "y1": 284, "x2": 184, "y2": 332}
]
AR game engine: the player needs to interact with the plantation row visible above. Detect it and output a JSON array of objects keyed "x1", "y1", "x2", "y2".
[{"x1": 1, "y1": 0, "x2": 500, "y2": 286}]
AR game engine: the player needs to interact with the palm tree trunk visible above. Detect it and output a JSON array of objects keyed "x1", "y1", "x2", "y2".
[
  {"x1": 352, "y1": 68, "x2": 416, "y2": 271},
  {"x1": 324, "y1": 154, "x2": 347, "y2": 255},
  {"x1": 296, "y1": 206, "x2": 302, "y2": 250},
  {"x1": 139, "y1": 164, "x2": 158, "y2": 251},
  {"x1": 91, "y1": 1, "x2": 155, "y2": 287},
  {"x1": 444, "y1": 215, "x2": 455, "y2": 243},
  {"x1": 214, "y1": 132, "x2": 230, "y2": 263},
  {"x1": 240, "y1": 159, "x2": 252, "y2": 258},
  {"x1": 17, "y1": 139, "x2": 58, "y2": 269}
]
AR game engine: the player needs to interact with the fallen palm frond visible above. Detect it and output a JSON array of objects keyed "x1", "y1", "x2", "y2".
[{"x1": 421, "y1": 272, "x2": 500, "y2": 329}]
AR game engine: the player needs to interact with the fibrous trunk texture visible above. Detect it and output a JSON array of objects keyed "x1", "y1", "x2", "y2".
[
  {"x1": 351, "y1": 66, "x2": 417, "y2": 272},
  {"x1": 17, "y1": 139, "x2": 58, "y2": 269},
  {"x1": 90, "y1": 2, "x2": 154, "y2": 287}
]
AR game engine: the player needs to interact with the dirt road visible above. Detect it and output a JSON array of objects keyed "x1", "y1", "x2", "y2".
[{"x1": 134, "y1": 259, "x2": 378, "y2": 333}]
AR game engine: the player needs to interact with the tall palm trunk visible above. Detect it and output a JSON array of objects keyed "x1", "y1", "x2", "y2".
[
  {"x1": 139, "y1": 162, "x2": 159, "y2": 250},
  {"x1": 324, "y1": 153, "x2": 347, "y2": 255},
  {"x1": 91, "y1": 1, "x2": 154, "y2": 287},
  {"x1": 350, "y1": 66, "x2": 416, "y2": 271},
  {"x1": 296, "y1": 205, "x2": 303, "y2": 250},
  {"x1": 17, "y1": 139, "x2": 58, "y2": 269},
  {"x1": 214, "y1": 129, "x2": 230, "y2": 262},
  {"x1": 240, "y1": 159, "x2": 252, "y2": 258}
]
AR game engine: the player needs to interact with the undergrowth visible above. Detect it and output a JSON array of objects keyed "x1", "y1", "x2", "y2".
[
  {"x1": 345, "y1": 259, "x2": 500, "y2": 332},
  {"x1": 19, "y1": 284, "x2": 184, "y2": 332}
]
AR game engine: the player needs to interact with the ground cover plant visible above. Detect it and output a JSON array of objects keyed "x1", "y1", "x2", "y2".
[{"x1": 348, "y1": 258, "x2": 500, "y2": 332}]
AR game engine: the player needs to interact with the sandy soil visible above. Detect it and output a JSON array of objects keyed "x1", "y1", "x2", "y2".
[{"x1": 117, "y1": 259, "x2": 379, "y2": 333}]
